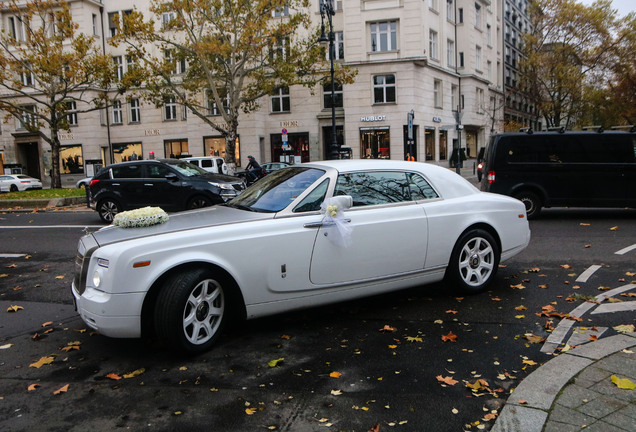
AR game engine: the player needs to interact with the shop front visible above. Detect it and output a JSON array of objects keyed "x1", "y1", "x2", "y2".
[
  {"x1": 271, "y1": 132, "x2": 309, "y2": 164},
  {"x1": 360, "y1": 127, "x2": 390, "y2": 159},
  {"x1": 204, "y1": 136, "x2": 240, "y2": 166},
  {"x1": 103, "y1": 142, "x2": 143, "y2": 164}
]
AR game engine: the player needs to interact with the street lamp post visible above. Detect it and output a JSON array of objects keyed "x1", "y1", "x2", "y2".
[{"x1": 319, "y1": 0, "x2": 339, "y2": 160}]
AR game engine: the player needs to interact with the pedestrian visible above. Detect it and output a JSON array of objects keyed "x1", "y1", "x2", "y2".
[{"x1": 406, "y1": 153, "x2": 415, "y2": 161}]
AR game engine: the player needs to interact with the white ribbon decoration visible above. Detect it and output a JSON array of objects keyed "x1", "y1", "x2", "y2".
[{"x1": 320, "y1": 196, "x2": 353, "y2": 248}]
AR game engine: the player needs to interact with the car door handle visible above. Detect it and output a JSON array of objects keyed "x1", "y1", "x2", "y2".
[
  {"x1": 304, "y1": 219, "x2": 351, "y2": 229},
  {"x1": 144, "y1": 184, "x2": 154, "y2": 186}
]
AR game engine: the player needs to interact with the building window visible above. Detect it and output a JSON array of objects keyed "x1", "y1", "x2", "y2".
[
  {"x1": 271, "y1": 87, "x2": 290, "y2": 113},
  {"x1": 434, "y1": 79, "x2": 442, "y2": 108},
  {"x1": 429, "y1": 30, "x2": 438, "y2": 60},
  {"x1": 476, "y1": 45, "x2": 482, "y2": 71},
  {"x1": 92, "y1": 14, "x2": 98, "y2": 36},
  {"x1": 18, "y1": 105, "x2": 36, "y2": 130},
  {"x1": 129, "y1": 98, "x2": 141, "y2": 123},
  {"x1": 270, "y1": 37, "x2": 290, "y2": 61},
  {"x1": 272, "y1": 6, "x2": 289, "y2": 17},
  {"x1": 459, "y1": 51, "x2": 464, "y2": 67},
  {"x1": 161, "y1": 12, "x2": 176, "y2": 27},
  {"x1": 323, "y1": 81, "x2": 343, "y2": 108},
  {"x1": 21, "y1": 66, "x2": 34, "y2": 86},
  {"x1": 428, "y1": 0, "x2": 438, "y2": 11},
  {"x1": 370, "y1": 21, "x2": 397, "y2": 52},
  {"x1": 112, "y1": 56, "x2": 123, "y2": 81},
  {"x1": 458, "y1": 8, "x2": 463, "y2": 24},
  {"x1": 164, "y1": 50, "x2": 186, "y2": 74},
  {"x1": 164, "y1": 139, "x2": 189, "y2": 158},
  {"x1": 373, "y1": 74, "x2": 396, "y2": 104},
  {"x1": 447, "y1": 39, "x2": 455, "y2": 67},
  {"x1": 112, "y1": 100, "x2": 122, "y2": 124},
  {"x1": 328, "y1": 31, "x2": 344, "y2": 60},
  {"x1": 164, "y1": 97, "x2": 177, "y2": 120},
  {"x1": 208, "y1": 90, "x2": 230, "y2": 116},
  {"x1": 487, "y1": 60, "x2": 492, "y2": 81},
  {"x1": 476, "y1": 88, "x2": 484, "y2": 113},
  {"x1": 60, "y1": 145, "x2": 84, "y2": 174},
  {"x1": 65, "y1": 101, "x2": 77, "y2": 126},
  {"x1": 361, "y1": 128, "x2": 391, "y2": 159},
  {"x1": 487, "y1": 24, "x2": 492, "y2": 46},
  {"x1": 8, "y1": 16, "x2": 25, "y2": 41},
  {"x1": 107, "y1": 10, "x2": 132, "y2": 38},
  {"x1": 475, "y1": 3, "x2": 482, "y2": 29},
  {"x1": 447, "y1": 0, "x2": 455, "y2": 22}
]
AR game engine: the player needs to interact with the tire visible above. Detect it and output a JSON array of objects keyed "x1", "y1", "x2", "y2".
[
  {"x1": 154, "y1": 268, "x2": 227, "y2": 353},
  {"x1": 187, "y1": 195, "x2": 213, "y2": 210},
  {"x1": 445, "y1": 229, "x2": 500, "y2": 294},
  {"x1": 10, "y1": 184, "x2": 18, "y2": 192},
  {"x1": 97, "y1": 198, "x2": 121, "y2": 223},
  {"x1": 514, "y1": 191, "x2": 541, "y2": 220}
]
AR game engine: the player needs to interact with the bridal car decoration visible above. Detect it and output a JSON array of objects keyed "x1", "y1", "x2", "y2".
[
  {"x1": 112, "y1": 207, "x2": 169, "y2": 228},
  {"x1": 320, "y1": 196, "x2": 353, "y2": 248}
]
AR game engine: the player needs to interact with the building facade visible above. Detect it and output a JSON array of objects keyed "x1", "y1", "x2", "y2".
[{"x1": 0, "y1": 0, "x2": 505, "y2": 186}]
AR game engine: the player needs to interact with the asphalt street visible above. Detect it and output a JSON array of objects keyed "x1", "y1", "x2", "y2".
[{"x1": 0, "y1": 206, "x2": 635, "y2": 432}]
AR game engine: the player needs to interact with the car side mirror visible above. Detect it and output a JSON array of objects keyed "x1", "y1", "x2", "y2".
[
  {"x1": 165, "y1": 173, "x2": 179, "y2": 182},
  {"x1": 327, "y1": 195, "x2": 353, "y2": 211}
]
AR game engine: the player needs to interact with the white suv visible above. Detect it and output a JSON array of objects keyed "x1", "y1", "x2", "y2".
[{"x1": 183, "y1": 156, "x2": 228, "y2": 175}]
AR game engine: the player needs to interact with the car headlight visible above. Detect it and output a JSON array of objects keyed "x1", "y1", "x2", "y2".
[
  {"x1": 208, "y1": 181, "x2": 235, "y2": 190},
  {"x1": 92, "y1": 270, "x2": 102, "y2": 287}
]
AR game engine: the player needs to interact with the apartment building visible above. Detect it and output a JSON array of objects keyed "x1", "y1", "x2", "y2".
[
  {"x1": 0, "y1": 0, "x2": 504, "y2": 185},
  {"x1": 502, "y1": 0, "x2": 538, "y2": 130}
]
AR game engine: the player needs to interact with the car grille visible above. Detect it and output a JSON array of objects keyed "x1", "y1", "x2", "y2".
[{"x1": 73, "y1": 235, "x2": 99, "y2": 295}]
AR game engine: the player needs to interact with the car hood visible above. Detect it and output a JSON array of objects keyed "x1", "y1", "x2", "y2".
[
  {"x1": 198, "y1": 173, "x2": 243, "y2": 183},
  {"x1": 91, "y1": 205, "x2": 273, "y2": 247}
]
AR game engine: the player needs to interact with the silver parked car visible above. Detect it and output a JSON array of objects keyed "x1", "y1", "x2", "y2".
[
  {"x1": 72, "y1": 160, "x2": 530, "y2": 353},
  {"x1": 0, "y1": 174, "x2": 43, "y2": 192}
]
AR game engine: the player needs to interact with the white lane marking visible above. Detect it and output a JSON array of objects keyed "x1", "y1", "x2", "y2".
[
  {"x1": 540, "y1": 283, "x2": 636, "y2": 354},
  {"x1": 615, "y1": 244, "x2": 636, "y2": 255},
  {"x1": 0, "y1": 225, "x2": 102, "y2": 229},
  {"x1": 0, "y1": 253, "x2": 26, "y2": 258},
  {"x1": 592, "y1": 302, "x2": 636, "y2": 314},
  {"x1": 576, "y1": 264, "x2": 602, "y2": 283},
  {"x1": 566, "y1": 326, "x2": 608, "y2": 347}
]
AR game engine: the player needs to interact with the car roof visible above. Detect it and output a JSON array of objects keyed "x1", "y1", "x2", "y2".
[{"x1": 183, "y1": 156, "x2": 223, "y2": 160}]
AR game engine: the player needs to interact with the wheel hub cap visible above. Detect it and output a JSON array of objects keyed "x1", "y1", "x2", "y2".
[
  {"x1": 470, "y1": 254, "x2": 480, "y2": 269},
  {"x1": 196, "y1": 302, "x2": 210, "y2": 321}
]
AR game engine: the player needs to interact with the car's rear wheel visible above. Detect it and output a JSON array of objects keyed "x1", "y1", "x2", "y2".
[
  {"x1": 187, "y1": 195, "x2": 213, "y2": 209},
  {"x1": 154, "y1": 268, "x2": 227, "y2": 353},
  {"x1": 445, "y1": 229, "x2": 500, "y2": 294},
  {"x1": 10, "y1": 184, "x2": 18, "y2": 192},
  {"x1": 97, "y1": 198, "x2": 121, "y2": 223},
  {"x1": 514, "y1": 191, "x2": 541, "y2": 219}
]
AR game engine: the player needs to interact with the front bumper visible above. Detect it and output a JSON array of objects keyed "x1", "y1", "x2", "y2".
[{"x1": 72, "y1": 281, "x2": 145, "y2": 338}]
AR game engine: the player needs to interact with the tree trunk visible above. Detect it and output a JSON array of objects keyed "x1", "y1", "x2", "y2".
[{"x1": 49, "y1": 129, "x2": 62, "y2": 189}]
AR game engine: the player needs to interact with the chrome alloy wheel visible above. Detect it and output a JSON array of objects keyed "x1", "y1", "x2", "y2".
[
  {"x1": 182, "y1": 278, "x2": 225, "y2": 346},
  {"x1": 458, "y1": 237, "x2": 495, "y2": 287}
]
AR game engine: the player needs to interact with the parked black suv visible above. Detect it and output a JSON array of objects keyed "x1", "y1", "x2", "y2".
[
  {"x1": 480, "y1": 130, "x2": 636, "y2": 218},
  {"x1": 89, "y1": 159, "x2": 246, "y2": 222}
]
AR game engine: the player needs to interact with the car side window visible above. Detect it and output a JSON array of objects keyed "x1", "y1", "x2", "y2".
[
  {"x1": 407, "y1": 173, "x2": 439, "y2": 200},
  {"x1": 293, "y1": 179, "x2": 329, "y2": 213},
  {"x1": 112, "y1": 165, "x2": 142, "y2": 179},
  {"x1": 201, "y1": 159, "x2": 213, "y2": 168},
  {"x1": 334, "y1": 171, "x2": 410, "y2": 207},
  {"x1": 146, "y1": 164, "x2": 174, "y2": 179}
]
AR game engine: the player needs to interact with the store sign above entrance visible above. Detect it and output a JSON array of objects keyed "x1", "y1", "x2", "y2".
[
  {"x1": 361, "y1": 115, "x2": 386, "y2": 122},
  {"x1": 433, "y1": 116, "x2": 442, "y2": 123}
]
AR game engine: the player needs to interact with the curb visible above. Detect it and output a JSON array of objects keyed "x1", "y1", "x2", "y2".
[
  {"x1": 0, "y1": 196, "x2": 87, "y2": 212},
  {"x1": 492, "y1": 333, "x2": 636, "y2": 432}
]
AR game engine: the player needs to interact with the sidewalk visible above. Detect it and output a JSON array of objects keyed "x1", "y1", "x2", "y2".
[{"x1": 492, "y1": 333, "x2": 636, "y2": 432}]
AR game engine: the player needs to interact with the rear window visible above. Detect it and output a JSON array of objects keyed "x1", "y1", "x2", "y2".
[{"x1": 112, "y1": 165, "x2": 142, "y2": 179}]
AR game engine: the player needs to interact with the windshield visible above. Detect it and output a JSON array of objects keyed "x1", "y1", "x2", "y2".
[
  {"x1": 168, "y1": 161, "x2": 209, "y2": 177},
  {"x1": 227, "y1": 167, "x2": 326, "y2": 212}
]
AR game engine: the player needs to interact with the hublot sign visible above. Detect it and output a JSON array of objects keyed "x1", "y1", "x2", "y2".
[{"x1": 360, "y1": 115, "x2": 386, "y2": 122}]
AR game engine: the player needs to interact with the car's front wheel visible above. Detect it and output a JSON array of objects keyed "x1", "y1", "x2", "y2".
[
  {"x1": 10, "y1": 184, "x2": 18, "y2": 192},
  {"x1": 187, "y1": 195, "x2": 213, "y2": 210},
  {"x1": 445, "y1": 229, "x2": 500, "y2": 294},
  {"x1": 514, "y1": 191, "x2": 541, "y2": 220},
  {"x1": 97, "y1": 198, "x2": 121, "y2": 223},
  {"x1": 154, "y1": 268, "x2": 227, "y2": 353}
]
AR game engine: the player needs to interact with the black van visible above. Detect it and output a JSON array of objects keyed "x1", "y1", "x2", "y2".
[{"x1": 480, "y1": 130, "x2": 636, "y2": 218}]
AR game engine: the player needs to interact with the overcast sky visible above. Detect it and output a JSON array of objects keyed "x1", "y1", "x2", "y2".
[{"x1": 577, "y1": 0, "x2": 635, "y2": 17}]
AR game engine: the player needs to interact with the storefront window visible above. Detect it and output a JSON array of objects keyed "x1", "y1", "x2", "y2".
[
  {"x1": 204, "y1": 136, "x2": 240, "y2": 166},
  {"x1": 425, "y1": 128, "x2": 435, "y2": 160},
  {"x1": 271, "y1": 132, "x2": 309, "y2": 164},
  {"x1": 360, "y1": 127, "x2": 390, "y2": 159},
  {"x1": 60, "y1": 144, "x2": 84, "y2": 174},
  {"x1": 465, "y1": 130, "x2": 478, "y2": 158},
  {"x1": 164, "y1": 139, "x2": 189, "y2": 158},
  {"x1": 112, "y1": 142, "x2": 142, "y2": 163},
  {"x1": 439, "y1": 130, "x2": 448, "y2": 160}
]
